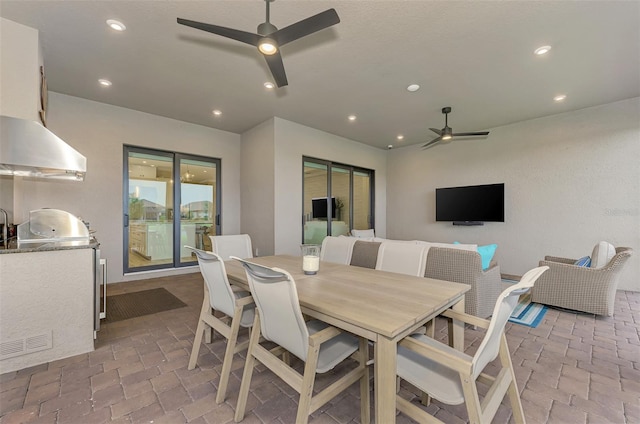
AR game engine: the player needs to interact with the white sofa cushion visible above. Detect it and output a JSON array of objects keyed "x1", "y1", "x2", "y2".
[{"x1": 591, "y1": 241, "x2": 616, "y2": 269}]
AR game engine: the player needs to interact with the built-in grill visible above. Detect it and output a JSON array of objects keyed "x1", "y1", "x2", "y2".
[
  {"x1": 17, "y1": 209, "x2": 92, "y2": 247},
  {"x1": 17, "y1": 209, "x2": 105, "y2": 335}
]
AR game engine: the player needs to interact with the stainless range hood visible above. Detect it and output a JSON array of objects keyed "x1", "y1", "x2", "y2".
[{"x1": 0, "y1": 115, "x2": 86, "y2": 181}]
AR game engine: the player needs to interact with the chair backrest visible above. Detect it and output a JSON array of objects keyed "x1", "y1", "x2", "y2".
[
  {"x1": 210, "y1": 234, "x2": 253, "y2": 260},
  {"x1": 320, "y1": 236, "x2": 357, "y2": 264},
  {"x1": 232, "y1": 257, "x2": 310, "y2": 362},
  {"x1": 185, "y1": 246, "x2": 237, "y2": 317},
  {"x1": 351, "y1": 228, "x2": 375, "y2": 238},
  {"x1": 375, "y1": 241, "x2": 428, "y2": 276},
  {"x1": 471, "y1": 266, "x2": 549, "y2": 377}
]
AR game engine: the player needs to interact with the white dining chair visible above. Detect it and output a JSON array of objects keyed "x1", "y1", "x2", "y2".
[
  {"x1": 375, "y1": 241, "x2": 428, "y2": 277},
  {"x1": 209, "y1": 234, "x2": 253, "y2": 260},
  {"x1": 350, "y1": 228, "x2": 375, "y2": 238},
  {"x1": 184, "y1": 246, "x2": 256, "y2": 404},
  {"x1": 395, "y1": 266, "x2": 549, "y2": 424},
  {"x1": 320, "y1": 235, "x2": 357, "y2": 264},
  {"x1": 231, "y1": 257, "x2": 370, "y2": 424}
]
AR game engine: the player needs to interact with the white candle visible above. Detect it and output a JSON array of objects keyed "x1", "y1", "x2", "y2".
[{"x1": 303, "y1": 255, "x2": 320, "y2": 274}]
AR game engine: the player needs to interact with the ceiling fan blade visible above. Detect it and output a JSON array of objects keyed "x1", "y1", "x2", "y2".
[
  {"x1": 451, "y1": 131, "x2": 490, "y2": 137},
  {"x1": 422, "y1": 137, "x2": 442, "y2": 149},
  {"x1": 264, "y1": 51, "x2": 288, "y2": 87},
  {"x1": 429, "y1": 128, "x2": 442, "y2": 135},
  {"x1": 177, "y1": 18, "x2": 261, "y2": 46},
  {"x1": 273, "y1": 9, "x2": 340, "y2": 46}
]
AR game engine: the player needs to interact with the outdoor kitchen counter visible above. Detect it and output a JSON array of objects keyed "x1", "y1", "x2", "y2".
[
  {"x1": 0, "y1": 247, "x2": 95, "y2": 374},
  {"x1": 0, "y1": 239, "x2": 98, "y2": 254}
]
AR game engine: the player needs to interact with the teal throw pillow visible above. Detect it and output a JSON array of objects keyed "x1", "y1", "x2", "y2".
[
  {"x1": 453, "y1": 242, "x2": 498, "y2": 270},
  {"x1": 477, "y1": 244, "x2": 498, "y2": 270},
  {"x1": 574, "y1": 256, "x2": 591, "y2": 267}
]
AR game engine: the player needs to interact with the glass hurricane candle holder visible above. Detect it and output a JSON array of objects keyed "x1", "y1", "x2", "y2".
[{"x1": 301, "y1": 244, "x2": 321, "y2": 275}]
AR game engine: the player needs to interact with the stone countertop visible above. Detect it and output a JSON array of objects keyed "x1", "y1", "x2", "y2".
[{"x1": 0, "y1": 239, "x2": 99, "y2": 254}]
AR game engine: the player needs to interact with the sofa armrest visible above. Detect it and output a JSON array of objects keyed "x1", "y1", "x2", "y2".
[
  {"x1": 425, "y1": 247, "x2": 502, "y2": 318},
  {"x1": 543, "y1": 256, "x2": 576, "y2": 264}
]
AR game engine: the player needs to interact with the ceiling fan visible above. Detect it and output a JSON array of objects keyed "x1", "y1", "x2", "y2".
[
  {"x1": 177, "y1": 0, "x2": 340, "y2": 88},
  {"x1": 422, "y1": 107, "x2": 490, "y2": 149}
]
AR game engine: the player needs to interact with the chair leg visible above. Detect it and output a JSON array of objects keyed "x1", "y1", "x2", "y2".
[
  {"x1": 501, "y1": 336, "x2": 525, "y2": 424},
  {"x1": 359, "y1": 338, "x2": 371, "y2": 424},
  {"x1": 296, "y1": 345, "x2": 320, "y2": 424},
  {"x1": 234, "y1": 314, "x2": 261, "y2": 423},
  {"x1": 216, "y1": 306, "x2": 244, "y2": 404},
  {"x1": 188, "y1": 299, "x2": 209, "y2": 370},
  {"x1": 460, "y1": 374, "x2": 483, "y2": 424}
]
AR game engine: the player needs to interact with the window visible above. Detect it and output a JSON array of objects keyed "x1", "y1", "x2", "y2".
[
  {"x1": 124, "y1": 146, "x2": 221, "y2": 272},
  {"x1": 303, "y1": 157, "x2": 374, "y2": 244}
]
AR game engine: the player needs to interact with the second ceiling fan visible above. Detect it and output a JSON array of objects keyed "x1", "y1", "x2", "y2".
[
  {"x1": 423, "y1": 107, "x2": 490, "y2": 149},
  {"x1": 177, "y1": 0, "x2": 340, "y2": 88}
]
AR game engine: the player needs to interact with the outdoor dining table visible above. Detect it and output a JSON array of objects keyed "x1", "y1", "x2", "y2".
[{"x1": 224, "y1": 255, "x2": 470, "y2": 424}]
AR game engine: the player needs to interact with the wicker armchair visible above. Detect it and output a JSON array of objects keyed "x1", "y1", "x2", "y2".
[
  {"x1": 424, "y1": 247, "x2": 503, "y2": 318},
  {"x1": 531, "y1": 247, "x2": 633, "y2": 316}
]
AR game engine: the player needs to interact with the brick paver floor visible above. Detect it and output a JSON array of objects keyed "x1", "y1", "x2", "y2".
[{"x1": 1, "y1": 273, "x2": 638, "y2": 423}]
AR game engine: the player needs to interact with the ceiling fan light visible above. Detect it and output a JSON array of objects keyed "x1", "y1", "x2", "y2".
[
  {"x1": 258, "y1": 38, "x2": 278, "y2": 55},
  {"x1": 442, "y1": 127, "x2": 453, "y2": 140}
]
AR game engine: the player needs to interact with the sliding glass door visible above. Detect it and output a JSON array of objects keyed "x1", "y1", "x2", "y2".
[
  {"x1": 124, "y1": 146, "x2": 220, "y2": 272},
  {"x1": 303, "y1": 157, "x2": 374, "y2": 245}
]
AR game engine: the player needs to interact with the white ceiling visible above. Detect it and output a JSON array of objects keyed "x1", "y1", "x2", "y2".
[{"x1": 1, "y1": 1, "x2": 638, "y2": 149}]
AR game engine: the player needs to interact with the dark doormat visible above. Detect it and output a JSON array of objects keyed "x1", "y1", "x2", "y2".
[{"x1": 106, "y1": 288, "x2": 187, "y2": 322}]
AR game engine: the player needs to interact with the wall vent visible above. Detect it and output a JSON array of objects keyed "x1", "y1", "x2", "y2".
[{"x1": 0, "y1": 331, "x2": 53, "y2": 360}]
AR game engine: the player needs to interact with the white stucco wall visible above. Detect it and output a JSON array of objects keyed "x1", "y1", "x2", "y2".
[
  {"x1": 272, "y1": 117, "x2": 388, "y2": 256},
  {"x1": 15, "y1": 92, "x2": 242, "y2": 283},
  {"x1": 240, "y1": 119, "x2": 276, "y2": 256},
  {"x1": 386, "y1": 98, "x2": 640, "y2": 291},
  {"x1": 0, "y1": 18, "x2": 40, "y2": 122}
]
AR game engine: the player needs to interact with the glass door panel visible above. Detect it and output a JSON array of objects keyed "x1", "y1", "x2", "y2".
[
  {"x1": 353, "y1": 171, "x2": 372, "y2": 230},
  {"x1": 126, "y1": 151, "x2": 174, "y2": 271},
  {"x1": 330, "y1": 166, "x2": 350, "y2": 236},
  {"x1": 179, "y1": 157, "x2": 217, "y2": 264},
  {"x1": 303, "y1": 161, "x2": 328, "y2": 244}
]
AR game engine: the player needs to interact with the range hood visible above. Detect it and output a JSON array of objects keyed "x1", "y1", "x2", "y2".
[{"x1": 0, "y1": 115, "x2": 86, "y2": 181}]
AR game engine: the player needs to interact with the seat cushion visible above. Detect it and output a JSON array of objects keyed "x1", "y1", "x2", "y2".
[
  {"x1": 307, "y1": 320, "x2": 359, "y2": 373},
  {"x1": 591, "y1": 241, "x2": 615, "y2": 269},
  {"x1": 233, "y1": 290, "x2": 256, "y2": 327},
  {"x1": 397, "y1": 334, "x2": 470, "y2": 405}
]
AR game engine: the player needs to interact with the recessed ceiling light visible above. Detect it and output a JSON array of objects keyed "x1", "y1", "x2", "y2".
[
  {"x1": 348, "y1": 115, "x2": 357, "y2": 121},
  {"x1": 553, "y1": 94, "x2": 567, "y2": 102},
  {"x1": 387, "y1": 145, "x2": 393, "y2": 149},
  {"x1": 406, "y1": 84, "x2": 420, "y2": 92},
  {"x1": 264, "y1": 82, "x2": 275, "y2": 89},
  {"x1": 396, "y1": 135, "x2": 404, "y2": 140},
  {"x1": 212, "y1": 109, "x2": 222, "y2": 116},
  {"x1": 98, "y1": 79, "x2": 112, "y2": 86},
  {"x1": 106, "y1": 19, "x2": 126, "y2": 32},
  {"x1": 534, "y1": 45, "x2": 551, "y2": 55}
]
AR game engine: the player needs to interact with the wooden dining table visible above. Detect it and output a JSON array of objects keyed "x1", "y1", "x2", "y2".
[{"x1": 224, "y1": 255, "x2": 470, "y2": 424}]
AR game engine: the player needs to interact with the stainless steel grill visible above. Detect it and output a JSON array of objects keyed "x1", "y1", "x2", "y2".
[{"x1": 17, "y1": 209, "x2": 91, "y2": 247}]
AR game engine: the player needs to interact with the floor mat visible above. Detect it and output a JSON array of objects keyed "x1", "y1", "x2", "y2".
[
  {"x1": 105, "y1": 288, "x2": 187, "y2": 322},
  {"x1": 508, "y1": 292, "x2": 547, "y2": 328}
]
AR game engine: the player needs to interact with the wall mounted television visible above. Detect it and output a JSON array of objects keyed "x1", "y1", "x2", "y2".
[
  {"x1": 435, "y1": 183, "x2": 504, "y2": 225},
  {"x1": 312, "y1": 197, "x2": 337, "y2": 219}
]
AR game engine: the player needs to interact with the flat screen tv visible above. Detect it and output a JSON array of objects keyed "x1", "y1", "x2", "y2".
[
  {"x1": 312, "y1": 197, "x2": 337, "y2": 219},
  {"x1": 435, "y1": 183, "x2": 504, "y2": 225}
]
